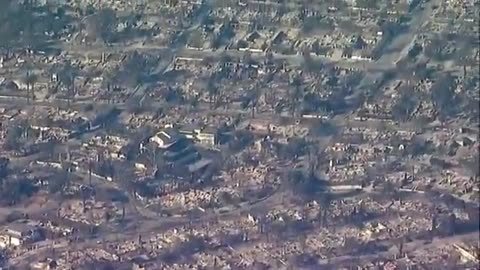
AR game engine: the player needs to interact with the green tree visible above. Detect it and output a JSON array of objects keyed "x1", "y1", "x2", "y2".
[
  {"x1": 392, "y1": 85, "x2": 417, "y2": 122},
  {"x1": 84, "y1": 8, "x2": 117, "y2": 43},
  {"x1": 460, "y1": 154, "x2": 479, "y2": 178},
  {"x1": 356, "y1": 0, "x2": 379, "y2": 9},
  {"x1": 431, "y1": 74, "x2": 456, "y2": 121},
  {"x1": 0, "y1": 158, "x2": 9, "y2": 187},
  {"x1": 48, "y1": 170, "x2": 69, "y2": 194},
  {"x1": 3, "y1": 178, "x2": 37, "y2": 205},
  {"x1": 0, "y1": 1, "x2": 26, "y2": 49},
  {"x1": 3, "y1": 121, "x2": 27, "y2": 151}
]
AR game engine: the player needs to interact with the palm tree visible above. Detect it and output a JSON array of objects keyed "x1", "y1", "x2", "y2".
[
  {"x1": 24, "y1": 71, "x2": 37, "y2": 104},
  {"x1": 59, "y1": 62, "x2": 78, "y2": 107},
  {"x1": 88, "y1": 160, "x2": 93, "y2": 186},
  {"x1": 250, "y1": 88, "x2": 260, "y2": 118},
  {"x1": 62, "y1": 74, "x2": 73, "y2": 107},
  {"x1": 207, "y1": 75, "x2": 219, "y2": 109},
  {"x1": 121, "y1": 202, "x2": 126, "y2": 221},
  {"x1": 288, "y1": 73, "x2": 303, "y2": 110},
  {"x1": 318, "y1": 192, "x2": 332, "y2": 228},
  {"x1": 290, "y1": 84, "x2": 303, "y2": 117},
  {"x1": 264, "y1": 87, "x2": 277, "y2": 111},
  {"x1": 307, "y1": 144, "x2": 319, "y2": 176},
  {"x1": 102, "y1": 68, "x2": 113, "y2": 91}
]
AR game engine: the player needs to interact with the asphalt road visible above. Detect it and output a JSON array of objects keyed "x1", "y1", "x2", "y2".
[
  {"x1": 317, "y1": 231, "x2": 479, "y2": 267},
  {"x1": 5, "y1": 0, "x2": 466, "y2": 267},
  {"x1": 359, "y1": 0, "x2": 441, "y2": 89}
]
